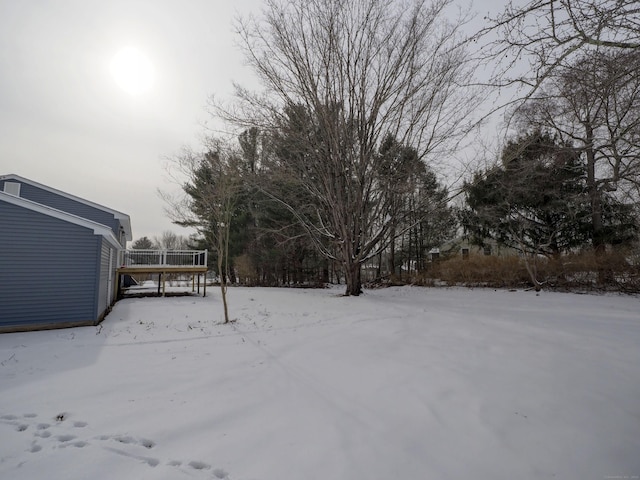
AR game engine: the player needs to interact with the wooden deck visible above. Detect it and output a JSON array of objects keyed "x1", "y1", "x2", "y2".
[{"x1": 116, "y1": 249, "x2": 208, "y2": 297}]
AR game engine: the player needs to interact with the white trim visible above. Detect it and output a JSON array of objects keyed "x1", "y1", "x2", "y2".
[
  {"x1": 0, "y1": 174, "x2": 132, "y2": 241},
  {"x1": 0, "y1": 191, "x2": 122, "y2": 249},
  {"x1": 107, "y1": 247, "x2": 114, "y2": 303}
]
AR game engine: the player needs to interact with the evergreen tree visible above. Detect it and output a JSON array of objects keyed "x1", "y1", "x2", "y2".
[
  {"x1": 463, "y1": 131, "x2": 591, "y2": 256},
  {"x1": 131, "y1": 236, "x2": 155, "y2": 249},
  {"x1": 463, "y1": 130, "x2": 637, "y2": 257}
]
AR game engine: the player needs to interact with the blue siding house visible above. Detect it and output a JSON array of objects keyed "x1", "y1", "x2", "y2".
[{"x1": 0, "y1": 174, "x2": 132, "y2": 333}]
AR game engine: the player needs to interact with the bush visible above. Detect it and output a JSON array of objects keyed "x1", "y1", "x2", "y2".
[
  {"x1": 424, "y1": 254, "x2": 531, "y2": 288},
  {"x1": 418, "y1": 249, "x2": 640, "y2": 293}
]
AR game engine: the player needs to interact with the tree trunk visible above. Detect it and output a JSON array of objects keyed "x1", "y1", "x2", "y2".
[
  {"x1": 523, "y1": 254, "x2": 543, "y2": 292},
  {"x1": 585, "y1": 127, "x2": 611, "y2": 285},
  {"x1": 218, "y1": 247, "x2": 230, "y2": 324},
  {"x1": 322, "y1": 260, "x2": 329, "y2": 284},
  {"x1": 585, "y1": 127, "x2": 605, "y2": 254},
  {"x1": 388, "y1": 225, "x2": 396, "y2": 278},
  {"x1": 344, "y1": 261, "x2": 362, "y2": 296}
]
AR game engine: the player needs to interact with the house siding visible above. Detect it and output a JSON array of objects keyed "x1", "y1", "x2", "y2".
[
  {"x1": 0, "y1": 179, "x2": 123, "y2": 242},
  {"x1": 96, "y1": 239, "x2": 117, "y2": 319},
  {"x1": 0, "y1": 201, "x2": 101, "y2": 330}
]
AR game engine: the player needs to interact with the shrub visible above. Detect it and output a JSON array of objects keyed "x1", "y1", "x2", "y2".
[{"x1": 417, "y1": 248, "x2": 639, "y2": 293}]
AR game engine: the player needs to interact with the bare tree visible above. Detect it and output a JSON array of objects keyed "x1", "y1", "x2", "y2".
[
  {"x1": 153, "y1": 231, "x2": 188, "y2": 250},
  {"x1": 162, "y1": 142, "x2": 243, "y2": 324},
  {"x1": 475, "y1": 0, "x2": 639, "y2": 106},
  {"x1": 515, "y1": 49, "x2": 640, "y2": 252},
  {"x1": 215, "y1": 0, "x2": 479, "y2": 295}
]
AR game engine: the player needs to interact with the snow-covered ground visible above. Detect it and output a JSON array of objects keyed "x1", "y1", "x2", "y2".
[{"x1": 1, "y1": 286, "x2": 639, "y2": 480}]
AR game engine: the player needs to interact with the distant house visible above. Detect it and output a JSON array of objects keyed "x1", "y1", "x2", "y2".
[
  {"x1": 435, "y1": 236, "x2": 521, "y2": 260},
  {"x1": 0, "y1": 174, "x2": 132, "y2": 333}
]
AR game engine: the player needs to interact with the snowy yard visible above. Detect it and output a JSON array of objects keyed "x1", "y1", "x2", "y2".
[{"x1": 1, "y1": 286, "x2": 639, "y2": 480}]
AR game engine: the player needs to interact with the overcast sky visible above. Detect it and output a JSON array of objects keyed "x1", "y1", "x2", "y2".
[
  {"x1": 0, "y1": 0, "x2": 505, "y2": 243},
  {"x1": 0, "y1": 0, "x2": 263, "y2": 241}
]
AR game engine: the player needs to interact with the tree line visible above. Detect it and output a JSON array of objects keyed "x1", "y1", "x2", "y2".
[{"x1": 160, "y1": 0, "x2": 639, "y2": 300}]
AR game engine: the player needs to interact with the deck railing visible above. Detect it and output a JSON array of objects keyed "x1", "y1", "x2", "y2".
[{"x1": 119, "y1": 249, "x2": 208, "y2": 268}]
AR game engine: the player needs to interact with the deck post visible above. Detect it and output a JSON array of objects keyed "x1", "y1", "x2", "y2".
[{"x1": 115, "y1": 273, "x2": 121, "y2": 300}]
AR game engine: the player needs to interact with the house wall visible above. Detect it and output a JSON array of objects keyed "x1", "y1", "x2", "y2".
[
  {"x1": 0, "y1": 179, "x2": 123, "y2": 243},
  {"x1": 96, "y1": 239, "x2": 117, "y2": 320},
  {"x1": 0, "y1": 201, "x2": 102, "y2": 331}
]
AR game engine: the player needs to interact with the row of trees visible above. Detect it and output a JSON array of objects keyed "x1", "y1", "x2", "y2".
[
  {"x1": 165, "y1": 0, "x2": 474, "y2": 298},
  {"x1": 131, "y1": 231, "x2": 190, "y2": 251},
  {"x1": 161, "y1": 0, "x2": 639, "y2": 300},
  {"x1": 165, "y1": 128, "x2": 457, "y2": 290}
]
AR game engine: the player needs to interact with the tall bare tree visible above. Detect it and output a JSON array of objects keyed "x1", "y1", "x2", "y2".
[
  {"x1": 515, "y1": 50, "x2": 640, "y2": 252},
  {"x1": 475, "y1": 0, "x2": 639, "y2": 106},
  {"x1": 216, "y1": 0, "x2": 479, "y2": 295}
]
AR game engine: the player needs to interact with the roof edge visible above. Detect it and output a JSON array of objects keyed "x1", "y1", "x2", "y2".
[
  {"x1": 0, "y1": 191, "x2": 122, "y2": 249},
  {"x1": 0, "y1": 174, "x2": 132, "y2": 241}
]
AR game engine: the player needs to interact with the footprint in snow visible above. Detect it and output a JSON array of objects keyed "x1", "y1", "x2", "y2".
[
  {"x1": 189, "y1": 460, "x2": 210, "y2": 470},
  {"x1": 213, "y1": 468, "x2": 230, "y2": 479},
  {"x1": 100, "y1": 434, "x2": 156, "y2": 450},
  {"x1": 1, "y1": 412, "x2": 91, "y2": 455},
  {"x1": 1, "y1": 412, "x2": 231, "y2": 477}
]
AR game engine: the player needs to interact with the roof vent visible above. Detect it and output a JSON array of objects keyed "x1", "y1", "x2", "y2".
[{"x1": 3, "y1": 181, "x2": 21, "y2": 196}]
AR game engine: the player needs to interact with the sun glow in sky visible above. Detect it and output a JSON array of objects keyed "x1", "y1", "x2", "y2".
[
  {"x1": 0, "y1": 1, "x2": 264, "y2": 239},
  {"x1": 109, "y1": 46, "x2": 155, "y2": 96}
]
